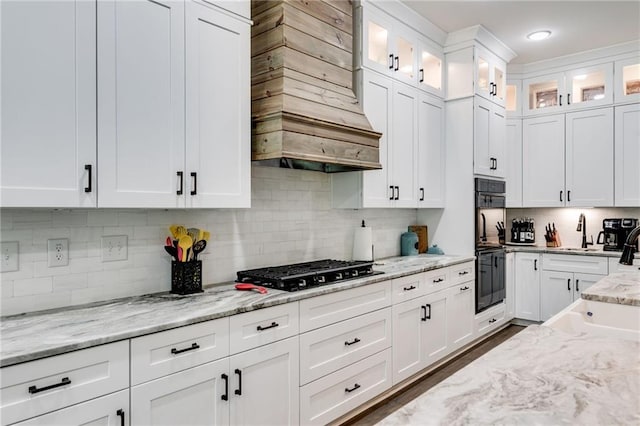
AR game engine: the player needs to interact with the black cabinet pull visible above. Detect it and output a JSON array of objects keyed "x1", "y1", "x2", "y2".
[
  {"x1": 567, "y1": 278, "x2": 571, "y2": 291},
  {"x1": 419, "y1": 68, "x2": 424, "y2": 83},
  {"x1": 388, "y1": 54, "x2": 394, "y2": 69},
  {"x1": 395, "y1": 186, "x2": 399, "y2": 200},
  {"x1": 458, "y1": 271, "x2": 469, "y2": 276},
  {"x1": 177, "y1": 171, "x2": 184, "y2": 195},
  {"x1": 344, "y1": 337, "x2": 361, "y2": 346},
  {"x1": 534, "y1": 259, "x2": 538, "y2": 270},
  {"x1": 460, "y1": 286, "x2": 470, "y2": 291},
  {"x1": 84, "y1": 165, "x2": 92, "y2": 193},
  {"x1": 567, "y1": 93, "x2": 571, "y2": 105},
  {"x1": 489, "y1": 318, "x2": 497, "y2": 324},
  {"x1": 117, "y1": 409, "x2": 125, "y2": 426},
  {"x1": 420, "y1": 188, "x2": 424, "y2": 201},
  {"x1": 389, "y1": 185, "x2": 394, "y2": 200},
  {"x1": 28, "y1": 377, "x2": 71, "y2": 394},
  {"x1": 221, "y1": 373, "x2": 229, "y2": 401},
  {"x1": 559, "y1": 94, "x2": 563, "y2": 106},
  {"x1": 190, "y1": 172, "x2": 197, "y2": 195},
  {"x1": 560, "y1": 190, "x2": 563, "y2": 202},
  {"x1": 567, "y1": 190, "x2": 571, "y2": 202},
  {"x1": 576, "y1": 279, "x2": 580, "y2": 292},
  {"x1": 403, "y1": 285, "x2": 416, "y2": 291},
  {"x1": 424, "y1": 303, "x2": 431, "y2": 320},
  {"x1": 171, "y1": 342, "x2": 200, "y2": 355},
  {"x1": 394, "y1": 56, "x2": 399, "y2": 71},
  {"x1": 494, "y1": 256, "x2": 498, "y2": 268},
  {"x1": 493, "y1": 158, "x2": 498, "y2": 170},
  {"x1": 256, "y1": 321, "x2": 279, "y2": 331},
  {"x1": 433, "y1": 277, "x2": 443, "y2": 283},
  {"x1": 234, "y1": 369, "x2": 242, "y2": 395},
  {"x1": 345, "y1": 383, "x2": 361, "y2": 393}
]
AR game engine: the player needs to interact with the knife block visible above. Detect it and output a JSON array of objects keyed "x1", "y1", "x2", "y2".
[{"x1": 171, "y1": 261, "x2": 203, "y2": 295}]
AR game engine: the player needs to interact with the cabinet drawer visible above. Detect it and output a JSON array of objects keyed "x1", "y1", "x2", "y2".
[
  {"x1": 299, "y1": 348, "x2": 392, "y2": 426},
  {"x1": 542, "y1": 254, "x2": 608, "y2": 275},
  {"x1": 475, "y1": 303, "x2": 506, "y2": 336},
  {"x1": 423, "y1": 268, "x2": 450, "y2": 294},
  {"x1": 0, "y1": 341, "x2": 129, "y2": 425},
  {"x1": 299, "y1": 308, "x2": 392, "y2": 385},
  {"x1": 299, "y1": 280, "x2": 391, "y2": 332},
  {"x1": 449, "y1": 262, "x2": 475, "y2": 285},
  {"x1": 391, "y1": 274, "x2": 427, "y2": 303},
  {"x1": 131, "y1": 317, "x2": 229, "y2": 385},
  {"x1": 229, "y1": 303, "x2": 299, "y2": 354}
]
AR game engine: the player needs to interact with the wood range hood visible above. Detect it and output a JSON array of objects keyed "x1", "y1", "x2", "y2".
[{"x1": 251, "y1": 0, "x2": 382, "y2": 173}]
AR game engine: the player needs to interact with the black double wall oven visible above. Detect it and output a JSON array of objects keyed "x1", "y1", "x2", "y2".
[{"x1": 475, "y1": 178, "x2": 506, "y2": 313}]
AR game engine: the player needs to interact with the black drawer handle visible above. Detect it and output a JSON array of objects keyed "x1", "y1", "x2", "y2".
[
  {"x1": 423, "y1": 303, "x2": 431, "y2": 321},
  {"x1": 489, "y1": 318, "x2": 497, "y2": 324},
  {"x1": 257, "y1": 321, "x2": 279, "y2": 331},
  {"x1": 576, "y1": 279, "x2": 580, "y2": 292},
  {"x1": 344, "y1": 338, "x2": 361, "y2": 346},
  {"x1": 345, "y1": 383, "x2": 361, "y2": 393},
  {"x1": 28, "y1": 377, "x2": 71, "y2": 394},
  {"x1": 190, "y1": 172, "x2": 197, "y2": 195},
  {"x1": 567, "y1": 278, "x2": 571, "y2": 291},
  {"x1": 234, "y1": 368, "x2": 242, "y2": 395},
  {"x1": 117, "y1": 409, "x2": 125, "y2": 426},
  {"x1": 171, "y1": 342, "x2": 200, "y2": 355},
  {"x1": 534, "y1": 259, "x2": 538, "y2": 271},
  {"x1": 419, "y1": 188, "x2": 424, "y2": 201},
  {"x1": 403, "y1": 285, "x2": 416, "y2": 291},
  {"x1": 458, "y1": 271, "x2": 469, "y2": 276},
  {"x1": 433, "y1": 278, "x2": 444, "y2": 283},
  {"x1": 177, "y1": 171, "x2": 184, "y2": 195},
  {"x1": 84, "y1": 165, "x2": 92, "y2": 193},
  {"x1": 460, "y1": 286, "x2": 470, "y2": 291},
  {"x1": 221, "y1": 373, "x2": 229, "y2": 401}
]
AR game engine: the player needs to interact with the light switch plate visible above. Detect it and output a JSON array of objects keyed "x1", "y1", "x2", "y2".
[
  {"x1": 102, "y1": 235, "x2": 128, "y2": 262},
  {"x1": 1, "y1": 241, "x2": 19, "y2": 272}
]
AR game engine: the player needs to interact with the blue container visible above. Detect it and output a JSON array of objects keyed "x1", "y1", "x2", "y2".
[{"x1": 401, "y1": 231, "x2": 419, "y2": 256}]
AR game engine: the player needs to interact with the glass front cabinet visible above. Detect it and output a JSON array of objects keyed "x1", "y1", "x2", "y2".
[
  {"x1": 615, "y1": 57, "x2": 640, "y2": 104},
  {"x1": 417, "y1": 37, "x2": 444, "y2": 97},
  {"x1": 523, "y1": 63, "x2": 613, "y2": 115},
  {"x1": 475, "y1": 46, "x2": 506, "y2": 107}
]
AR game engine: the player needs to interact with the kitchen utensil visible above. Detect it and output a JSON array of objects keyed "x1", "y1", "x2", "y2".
[
  {"x1": 178, "y1": 235, "x2": 193, "y2": 262},
  {"x1": 235, "y1": 283, "x2": 268, "y2": 294},
  {"x1": 408, "y1": 225, "x2": 428, "y2": 253},
  {"x1": 166, "y1": 236, "x2": 173, "y2": 247},
  {"x1": 177, "y1": 246, "x2": 183, "y2": 263},
  {"x1": 192, "y1": 240, "x2": 206, "y2": 260},
  {"x1": 187, "y1": 227, "x2": 200, "y2": 244},
  {"x1": 202, "y1": 231, "x2": 210, "y2": 241},
  {"x1": 164, "y1": 245, "x2": 178, "y2": 260}
]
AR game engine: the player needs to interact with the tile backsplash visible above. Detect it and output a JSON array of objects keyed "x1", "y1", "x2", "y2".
[{"x1": 0, "y1": 165, "x2": 417, "y2": 316}]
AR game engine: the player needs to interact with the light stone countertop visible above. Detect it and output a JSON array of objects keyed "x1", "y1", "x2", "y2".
[
  {"x1": 377, "y1": 325, "x2": 640, "y2": 426},
  {"x1": 503, "y1": 245, "x2": 625, "y2": 257},
  {"x1": 580, "y1": 271, "x2": 640, "y2": 306},
  {"x1": 0, "y1": 254, "x2": 474, "y2": 367}
]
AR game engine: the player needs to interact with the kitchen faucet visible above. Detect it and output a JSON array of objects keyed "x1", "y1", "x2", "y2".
[
  {"x1": 576, "y1": 213, "x2": 593, "y2": 249},
  {"x1": 619, "y1": 225, "x2": 640, "y2": 265},
  {"x1": 480, "y1": 213, "x2": 487, "y2": 242}
]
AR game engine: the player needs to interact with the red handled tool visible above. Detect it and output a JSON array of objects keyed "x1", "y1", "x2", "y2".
[{"x1": 235, "y1": 283, "x2": 268, "y2": 294}]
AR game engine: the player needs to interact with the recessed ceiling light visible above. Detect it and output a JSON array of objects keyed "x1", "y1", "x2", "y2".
[{"x1": 527, "y1": 30, "x2": 551, "y2": 41}]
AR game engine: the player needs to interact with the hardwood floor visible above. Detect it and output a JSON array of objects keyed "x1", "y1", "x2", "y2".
[{"x1": 343, "y1": 324, "x2": 527, "y2": 426}]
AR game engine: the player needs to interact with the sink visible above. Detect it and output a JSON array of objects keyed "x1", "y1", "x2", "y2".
[{"x1": 552, "y1": 247, "x2": 599, "y2": 252}]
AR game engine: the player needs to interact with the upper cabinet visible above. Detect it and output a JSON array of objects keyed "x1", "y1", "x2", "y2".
[
  {"x1": 505, "y1": 80, "x2": 522, "y2": 117},
  {"x1": 1, "y1": 0, "x2": 251, "y2": 209},
  {"x1": 474, "y1": 97, "x2": 506, "y2": 178},
  {"x1": 1, "y1": 0, "x2": 97, "y2": 208},
  {"x1": 475, "y1": 46, "x2": 506, "y2": 106},
  {"x1": 359, "y1": 3, "x2": 444, "y2": 97},
  {"x1": 523, "y1": 63, "x2": 614, "y2": 115},
  {"x1": 615, "y1": 57, "x2": 640, "y2": 104},
  {"x1": 614, "y1": 103, "x2": 640, "y2": 207}
]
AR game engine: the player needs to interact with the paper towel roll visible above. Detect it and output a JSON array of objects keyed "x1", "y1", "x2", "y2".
[{"x1": 352, "y1": 226, "x2": 373, "y2": 261}]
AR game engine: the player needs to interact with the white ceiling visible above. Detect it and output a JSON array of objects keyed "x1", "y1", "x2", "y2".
[{"x1": 401, "y1": 1, "x2": 640, "y2": 64}]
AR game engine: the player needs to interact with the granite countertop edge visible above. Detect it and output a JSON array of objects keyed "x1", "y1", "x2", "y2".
[
  {"x1": 0, "y1": 254, "x2": 474, "y2": 367},
  {"x1": 503, "y1": 246, "x2": 625, "y2": 257}
]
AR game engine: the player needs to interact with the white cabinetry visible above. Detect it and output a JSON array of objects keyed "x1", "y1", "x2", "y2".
[
  {"x1": 614, "y1": 57, "x2": 640, "y2": 104},
  {"x1": 522, "y1": 108, "x2": 613, "y2": 207},
  {"x1": 98, "y1": 0, "x2": 250, "y2": 208},
  {"x1": 540, "y1": 254, "x2": 607, "y2": 321},
  {"x1": 0, "y1": 0, "x2": 97, "y2": 207},
  {"x1": 475, "y1": 45, "x2": 506, "y2": 106},
  {"x1": 505, "y1": 119, "x2": 523, "y2": 207},
  {"x1": 514, "y1": 253, "x2": 541, "y2": 321},
  {"x1": 474, "y1": 97, "x2": 506, "y2": 177},
  {"x1": 614, "y1": 103, "x2": 640, "y2": 206},
  {"x1": 417, "y1": 93, "x2": 446, "y2": 207}
]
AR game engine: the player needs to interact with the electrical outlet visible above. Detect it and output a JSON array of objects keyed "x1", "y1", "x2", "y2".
[
  {"x1": 47, "y1": 239, "x2": 69, "y2": 267},
  {"x1": 1, "y1": 241, "x2": 19, "y2": 272},
  {"x1": 102, "y1": 235, "x2": 128, "y2": 262}
]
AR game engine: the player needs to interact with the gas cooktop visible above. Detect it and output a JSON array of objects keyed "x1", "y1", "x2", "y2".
[{"x1": 236, "y1": 259, "x2": 381, "y2": 292}]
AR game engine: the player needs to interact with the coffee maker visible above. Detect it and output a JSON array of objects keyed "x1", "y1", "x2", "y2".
[{"x1": 597, "y1": 218, "x2": 639, "y2": 252}]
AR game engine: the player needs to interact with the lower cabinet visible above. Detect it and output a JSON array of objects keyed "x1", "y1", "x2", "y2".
[
  {"x1": 514, "y1": 252, "x2": 541, "y2": 321},
  {"x1": 474, "y1": 302, "x2": 507, "y2": 336}
]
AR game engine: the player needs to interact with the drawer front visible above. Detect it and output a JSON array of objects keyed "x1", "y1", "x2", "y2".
[
  {"x1": 391, "y1": 274, "x2": 427, "y2": 303},
  {"x1": 1, "y1": 341, "x2": 129, "y2": 425},
  {"x1": 475, "y1": 303, "x2": 506, "y2": 335},
  {"x1": 299, "y1": 308, "x2": 392, "y2": 385},
  {"x1": 542, "y1": 254, "x2": 608, "y2": 275},
  {"x1": 299, "y1": 280, "x2": 392, "y2": 332},
  {"x1": 449, "y1": 262, "x2": 475, "y2": 285},
  {"x1": 423, "y1": 268, "x2": 450, "y2": 294},
  {"x1": 229, "y1": 302, "x2": 299, "y2": 354},
  {"x1": 299, "y1": 348, "x2": 392, "y2": 426},
  {"x1": 131, "y1": 317, "x2": 229, "y2": 385}
]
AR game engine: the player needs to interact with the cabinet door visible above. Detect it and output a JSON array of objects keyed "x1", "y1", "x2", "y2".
[
  {"x1": 614, "y1": 57, "x2": 640, "y2": 104},
  {"x1": 391, "y1": 300, "x2": 424, "y2": 384},
  {"x1": 614, "y1": 104, "x2": 640, "y2": 206},
  {"x1": 573, "y1": 273, "x2": 603, "y2": 300},
  {"x1": 522, "y1": 114, "x2": 565, "y2": 207},
  {"x1": 565, "y1": 108, "x2": 614, "y2": 207},
  {"x1": 490, "y1": 106, "x2": 506, "y2": 178},
  {"x1": 523, "y1": 72, "x2": 564, "y2": 115},
  {"x1": 14, "y1": 390, "x2": 129, "y2": 426},
  {"x1": 361, "y1": 5, "x2": 393, "y2": 75},
  {"x1": 361, "y1": 70, "x2": 393, "y2": 207},
  {"x1": 391, "y1": 83, "x2": 418, "y2": 207},
  {"x1": 492, "y1": 60, "x2": 507, "y2": 107},
  {"x1": 1, "y1": 0, "x2": 96, "y2": 207},
  {"x1": 505, "y1": 252, "x2": 515, "y2": 321},
  {"x1": 417, "y1": 93, "x2": 445, "y2": 207},
  {"x1": 505, "y1": 119, "x2": 523, "y2": 207},
  {"x1": 417, "y1": 38, "x2": 443, "y2": 97},
  {"x1": 474, "y1": 97, "x2": 493, "y2": 176},
  {"x1": 564, "y1": 64, "x2": 613, "y2": 110},
  {"x1": 475, "y1": 46, "x2": 493, "y2": 101},
  {"x1": 514, "y1": 253, "x2": 540, "y2": 321},
  {"x1": 421, "y1": 290, "x2": 449, "y2": 366},
  {"x1": 540, "y1": 271, "x2": 574, "y2": 321},
  {"x1": 447, "y1": 283, "x2": 474, "y2": 351},
  {"x1": 186, "y1": 1, "x2": 250, "y2": 208},
  {"x1": 391, "y1": 26, "x2": 417, "y2": 86},
  {"x1": 229, "y1": 337, "x2": 299, "y2": 426},
  {"x1": 131, "y1": 358, "x2": 229, "y2": 426},
  {"x1": 98, "y1": 0, "x2": 185, "y2": 208}
]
